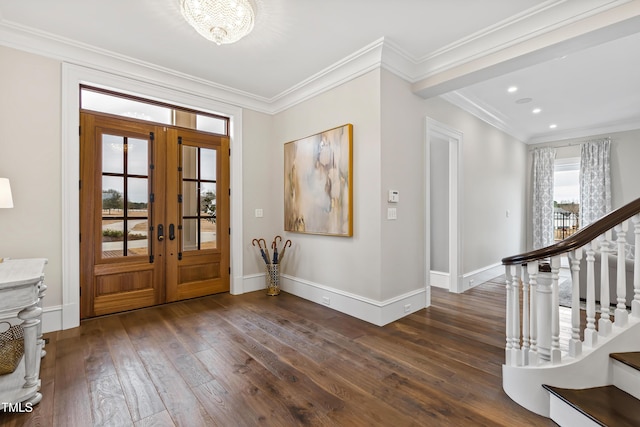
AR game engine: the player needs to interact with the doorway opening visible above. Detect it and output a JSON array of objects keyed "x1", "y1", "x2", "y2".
[{"x1": 425, "y1": 118, "x2": 463, "y2": 297}]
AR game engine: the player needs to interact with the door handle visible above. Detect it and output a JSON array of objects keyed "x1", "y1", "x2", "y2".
[
  {"x1": 158, "y1": 224, "x2": 164, "y2": 241},
  {"x1": 169, "y1": 224, "x2": 175, "y2": 240}
]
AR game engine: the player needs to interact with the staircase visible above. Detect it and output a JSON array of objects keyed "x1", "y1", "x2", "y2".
[
  {"x1": 501, "y1": 197, "x2": 640, "y2": 424},
  {"x1": 544, "y1": 352, "x2": 640, "y2": 426}
]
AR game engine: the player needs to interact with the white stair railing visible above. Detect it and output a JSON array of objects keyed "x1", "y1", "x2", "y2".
[{"x1": 502, "y1": 199, "x2": 640, "y2": 368}]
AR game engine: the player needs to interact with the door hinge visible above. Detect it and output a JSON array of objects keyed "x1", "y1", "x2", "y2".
[
  {"x1": 178, "y1": 194, "x2": 182, "y2": 203},
  {"x1": 229, "y1": 267, "x2": 231, "y2": 274},
  {"x1": 79, "y1": 126, "x2": 81, "y2": 136},
  {"x1": 178, "y1": 136, "x2": 182, "y2": 145},
  {"x1": 150, "y1": 193, "x2": 155, "y2": 203},
  {"x1": 229, "y1": 227, "x2": 231, "y2": 235},
  {"x1": 178, "y1": 252, "x2": 183, "y2": 261},
  {"x1": 79, "y1": 287, "x2": 81, "y2": 296},
  {"x1": 79, "y1": 233, "x2": 81, "y2": 242},
  {"x1": 229, "y1": 148, "x2": 231, "y2": 156},
  {"x1": 228, "y1": 188, "x2": 231, "y2": 196},
  {"x1": 149, "y1": 132, "x2": 155, "y2": 141},
  {"x1": 79, "y1": 180, "x2": 82, "y2": 190},
  {"x1": 149, "y1": 255, "x2": 154, "y2": 263}
]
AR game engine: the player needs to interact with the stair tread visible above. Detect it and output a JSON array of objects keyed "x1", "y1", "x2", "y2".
[
  {"x1": 544, "y1": 384, "x2": 640, "y2": 427},
  {"x1": 611, "y1": 352, "x2": 640, "y2": 371}
]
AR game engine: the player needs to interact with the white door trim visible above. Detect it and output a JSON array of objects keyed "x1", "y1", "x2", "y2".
[
  {"x1": 61, "y1": 63, "x2": 244, "y2": 329},
  {"x1": 425, "y1": 117, "x2": 463, "y2": 294}
]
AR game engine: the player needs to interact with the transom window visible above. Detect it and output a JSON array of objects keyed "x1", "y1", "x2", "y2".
[{"x1": 80, "y1": 86, "x2": 229, "y2": 135}]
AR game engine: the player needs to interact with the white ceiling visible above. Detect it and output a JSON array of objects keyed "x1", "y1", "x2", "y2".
[{"x1": 1, "y1": 0, "x2": 639, "y2": 144}]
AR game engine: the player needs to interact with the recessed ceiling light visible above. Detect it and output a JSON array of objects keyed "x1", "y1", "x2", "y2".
[
  {"x1": 515, "y1": 97, "x2": 532, "y2": 104},
  {"x1": 532, "y1": 108, "x2": 541, "y2": 114},
  {"x1": 549, "y1": 124, "x2": 557, "y2": 129},
  {"x1": 508, "y1": 86, "x2": 518, "y2": 93}
]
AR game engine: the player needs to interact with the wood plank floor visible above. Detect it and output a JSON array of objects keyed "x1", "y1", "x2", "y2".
[{"x1": 1, "y1": 277, "x2": 554, "y2": 426}]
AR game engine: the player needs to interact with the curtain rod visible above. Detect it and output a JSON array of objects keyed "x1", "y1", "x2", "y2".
[{"x1": 529, "y1": 136, "x2": 611, "y2": 151}]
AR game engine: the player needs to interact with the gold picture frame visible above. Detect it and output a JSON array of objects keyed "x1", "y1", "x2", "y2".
[{"x1": 284, "y1": 124, "x2": 353, "y2": 236}]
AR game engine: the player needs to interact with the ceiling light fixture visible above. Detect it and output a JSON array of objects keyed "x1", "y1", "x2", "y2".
[
  {"x1": 180, "y1": 0, "x2": 255, "y2": 45},
  {"x1": 532, "y1": 108, "x2": 541, "y2": 114},
  {"x1": 549, "y1": 124, "x2": 557, "y2": 129},
  {"x1": 507, "y1": 86, "x2": 518, "y2": 93}
]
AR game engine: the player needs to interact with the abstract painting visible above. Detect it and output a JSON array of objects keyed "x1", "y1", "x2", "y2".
[{"x1": 284, "y1": 124, "x2": 353, "y2": 236}]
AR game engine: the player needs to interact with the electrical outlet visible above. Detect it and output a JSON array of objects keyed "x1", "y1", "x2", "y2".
[
  {"x1": 404, "y1": 303, "x2": 411, "y2": 313},
  {"x1": 387, "y1": 208, "x2": 397, "y2": 220},
  {"x1": 255, "y1": 208, "x2": 263, "y2": 218},
  {"x1": 322, "y1": 296, "x2": 330, "y2": 306}
]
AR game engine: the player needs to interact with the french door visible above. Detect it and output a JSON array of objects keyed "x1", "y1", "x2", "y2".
[{"x1": 80, "y1": 112, "x2": 229, "y2": 318}]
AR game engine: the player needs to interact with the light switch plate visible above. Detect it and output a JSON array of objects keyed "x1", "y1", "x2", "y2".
[
  {"x1": 387, "y1": 207, "x2": 397, "y2": 220},
  {"x1": 388, "y1": 190, "x2": 399, "y2": 203}
]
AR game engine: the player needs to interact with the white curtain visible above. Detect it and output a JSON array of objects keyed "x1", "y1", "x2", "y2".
[
  {"x1": 533, "y1": 147, "x2": 556, "y2": 249},
  {"x1": 580, "y1": 139, "x2": 611, "y2": 227}
]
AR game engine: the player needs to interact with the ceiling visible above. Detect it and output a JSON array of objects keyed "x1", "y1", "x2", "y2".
[{"x1": 1, "y1": 0, "x2": 639, "y2": 144}]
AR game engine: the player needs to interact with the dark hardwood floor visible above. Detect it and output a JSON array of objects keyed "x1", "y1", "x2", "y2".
[{"x1": 1, "y1": 277, "x2": 553, "y2": 426}]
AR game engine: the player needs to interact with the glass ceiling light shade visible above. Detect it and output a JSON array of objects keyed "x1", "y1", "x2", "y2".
[
  {"x1": 0, "y1": 178, "x2": 14, "y2": 209},
  {"x1": 180, "y1": 0, "x2": 255, "y2": 45}
]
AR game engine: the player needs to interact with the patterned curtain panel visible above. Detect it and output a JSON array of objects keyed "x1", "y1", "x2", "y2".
[
  {"x1": 533, "y1": 147, "x2": 556, "y2": 249},
  {"x1": 580, "y1": 139, "x2": 611, "y2": 227}
]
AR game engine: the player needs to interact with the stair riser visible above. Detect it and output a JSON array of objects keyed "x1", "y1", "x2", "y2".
[
  {"x1": 549, "y1": 395, "x2": 601, "y2": 427},
  {"x1": 613, "y1": 359, "x2": 640, "y2": 400}
]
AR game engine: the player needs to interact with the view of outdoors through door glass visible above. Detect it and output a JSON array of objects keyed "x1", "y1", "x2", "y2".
[
  {"x1": 101, "y1": 134, "x2": 150, "y2": 257},
  {"x1": 553, "y1": 158, "x2": 580, "y2": 241},
  {"x1": 182, "y1": 145, "x2": 217, "y2": 250}
]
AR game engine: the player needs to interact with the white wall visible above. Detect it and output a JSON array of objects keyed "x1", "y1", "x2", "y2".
[
  {"x1": 0, "y1": 46, "x2": 62, "y2": 306},
  {"x1": 420, "y1": 94, "x2": 528, "y2": 273},
  {"x1": 272, "y1": 70, "x2": 384, "y2": 301},
  {"x1": 242, "y1": 109, "x2": 279, "y2": 276}
]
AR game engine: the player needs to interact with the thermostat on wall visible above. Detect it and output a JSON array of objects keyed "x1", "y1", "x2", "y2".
[{"x1": 388, "y1": 190, "x2": 399, "y2": 203}]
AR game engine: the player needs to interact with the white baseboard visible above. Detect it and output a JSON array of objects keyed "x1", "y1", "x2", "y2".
[
  {"x1": 430, "y1": 271, "x2": 450, "y2": 289},
  {"x1": 462, "y1": 262, "x2": 504, "y2": 292},
  {"x1": 280, "y1": 274, "x2": 426, "y2": 326},
  {"x1": 241, "y1": 273, "x2": 269, "y2": 293}
]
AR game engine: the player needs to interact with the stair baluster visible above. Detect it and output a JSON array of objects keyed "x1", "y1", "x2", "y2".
[
  {"x1": 616, "y1": 222, "x2": 629, "y2": 327},
  {"x1": 599, "y1": 231, "x2": 612, "y2": 336}
]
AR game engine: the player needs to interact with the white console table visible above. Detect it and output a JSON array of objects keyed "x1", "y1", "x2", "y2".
[{"x1": 0, "y1": 258, "x2": 47, "y2": 408}]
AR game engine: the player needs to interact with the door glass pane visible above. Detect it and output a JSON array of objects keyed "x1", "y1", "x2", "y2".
[
  {"x1": 183, "y1": 218, "x2": 198, "y2": 251},
  {"x1": 183, "y1": 145, "x2": 197, "y2": 179},
  {"x1": 200, "y1": 148, "x2": 216, "y2": 180},
  {"x1": 102, "y1": 135, "x2": 124, "y2": 174},
  {"x1": 127, "y1": 219, "x2": 148, "y2": 256},
  {"x1": 127, "y1": 178, "x2": 148, "y2": 216},
  {"x1": 200, "y1": 183, "x2": 216, "y2": 219},
  {"x1": 102, "y1": 219, "x2": 124, "y2": 258},
  {"x1": 183, "y1": 181, "x2": 198, "y2": 216},
  {"x1": 102, "y1": 177, "x2": 124, "y2": 215},
  {"x1": 200, "y1": 218, "x2": 216, "y2": 249},
  {"x1": 127, "y1": 138, "x2": 148, "y2": 176}
]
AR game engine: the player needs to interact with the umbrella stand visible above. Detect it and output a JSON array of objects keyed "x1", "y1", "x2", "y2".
[{"x1": 266, "y1": 263, "x2": 280, "y2": 296}]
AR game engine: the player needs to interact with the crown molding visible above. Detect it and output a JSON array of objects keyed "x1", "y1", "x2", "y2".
[
  {"x1": 0, "y1": 0, "x2": 636, "y2": 117},
  {"x1": 441, "y1": 91, "x2": 529, "y2": 142}
]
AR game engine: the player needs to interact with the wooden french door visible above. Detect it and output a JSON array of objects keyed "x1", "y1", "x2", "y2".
[{"x1": 80, "y1": 112, "x2": 229, "y2": 319}]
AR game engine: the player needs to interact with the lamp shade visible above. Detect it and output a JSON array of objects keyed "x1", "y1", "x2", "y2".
[{"x1": 0, "y1": 178, "x2": 14, "y2": 208}]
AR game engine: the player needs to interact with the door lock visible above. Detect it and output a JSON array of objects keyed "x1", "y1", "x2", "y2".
[{"x1": 158, "y1": 224, "x2": 164, "y2": 241}]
